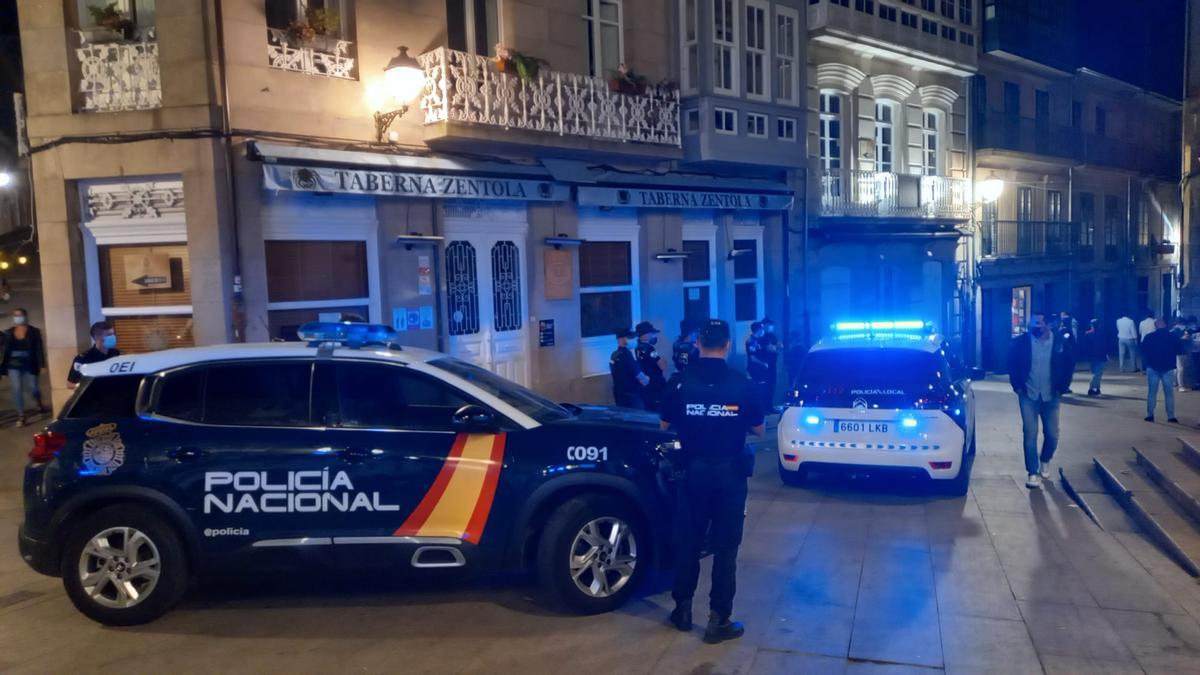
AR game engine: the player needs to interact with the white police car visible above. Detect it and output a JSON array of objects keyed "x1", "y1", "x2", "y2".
[
  {"x1": 20, "y1": 322, "x2": 679, "y2": 625},
  {"x1": 777, "y1": 321, "x2": 981, "y2": 495}
]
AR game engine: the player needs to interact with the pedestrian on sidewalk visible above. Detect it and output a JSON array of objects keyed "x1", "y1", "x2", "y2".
[
  {"x1": 1081, "y1": 319, "x2": 1107, "y2": 396},
  {"x1": 0, "y1": 308, "x2": 47, "y2": 427},
  {"x1": 1117, "y1": 312, "x2": 1139, "y2": 372},
  {"x1": 67, "y1": 321, "x2": 120, "y2": 390},
  {"x1": 1141, "y1": 318, "x2": 1182, "y2": 423},
  {"x1": 1008, "y1": 312, "x2": 1074, "y2": 489}
]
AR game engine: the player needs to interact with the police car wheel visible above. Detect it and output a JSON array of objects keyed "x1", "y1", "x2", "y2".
[
  {"x1": 537, "y1": 495, "x2": 644, "y2": 614},
  {"x1": 60, "y1": 505, "x2": 189, "y2": 626},
  {"x1": 778, "y1": 458, "x2": 807, "y2": 487}
]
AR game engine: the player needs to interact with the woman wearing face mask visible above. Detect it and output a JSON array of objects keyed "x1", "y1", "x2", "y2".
[
  {"x1": 0, "y1": 308, "x2": 48, "y2": 426},
  {"x1": 67, "y1": 321, "x2": 120, "y2": 390}
]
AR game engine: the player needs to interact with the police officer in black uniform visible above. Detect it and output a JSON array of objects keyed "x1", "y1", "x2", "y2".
[
  {"x1": 745, "y1": 321, "x2": 769, "y2": 410},
  {"x1": 609, "y1": 328, "x2": 647, "y2": 409},
  {"x1": 759, "y1": 317, "x2": 780, "y2": 412},
  {"x1": 634, "y1": 321, "x2": 666, "y2": 411},
  {"x1": 67, "y1": 321, "x2": 120, "y2": 389},
  {"x1": 660, "y1": 319, "x2": 765, "y2": 644},
  {"x1": 672, "y1": 320, "x2": 700, "y2": 374}
]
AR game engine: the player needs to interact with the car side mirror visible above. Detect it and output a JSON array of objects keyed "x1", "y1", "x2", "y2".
[
  {"x1": 969, "y1": 367, "x2": 986, "y2": 381},
  {"x1": 452, "y1": 404, "x2": 498, "y2": 431}
]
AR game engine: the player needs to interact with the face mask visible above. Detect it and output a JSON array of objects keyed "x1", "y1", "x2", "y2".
[
  {"x1": 13, "y1": 315, "x2": 25, "y2": 326},
  {"x1": 1029, "y1": 321, "x2": 1045, "y2": 337},
  {"x1": 649, "y1": 336, "x2": 658, "y2": 345},
  {"x1": 102, "y1": 334, "x2": 117, "y2": 350}
]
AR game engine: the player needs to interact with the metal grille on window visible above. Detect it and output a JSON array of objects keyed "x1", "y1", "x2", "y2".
[
  {"x1": 446, "y1": 241, "x2": 480, "y2": 336},
  {"x1": 491, "y1": 240, "x2": 522, "y2": 332}
]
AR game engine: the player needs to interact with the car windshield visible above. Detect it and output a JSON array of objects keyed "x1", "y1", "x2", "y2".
[
  {"x1": 428, "y1": 357, "x2": 571, "y2": 423},
  {"x1": 798, "y1": 349, "x2": 944, "y2": 392}
]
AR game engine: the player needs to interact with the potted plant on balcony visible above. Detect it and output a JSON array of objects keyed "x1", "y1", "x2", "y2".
[
  {"x1": 85, "y1": 2, "x2": 137, "y2": 41},
  {"x1": 608, "y1": 64, "x2": 648, "y2": 95},
  {"x1": 493, "y1": 44, "x2": 548, "y2": 80},
  {"x1": 287, "y1": 6, "x2": 341, "y2": 53}
]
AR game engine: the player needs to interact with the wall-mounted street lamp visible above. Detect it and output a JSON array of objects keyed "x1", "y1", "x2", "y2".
[
  {"x1": 0, "y1": 172, "x2": 12, "y2": 188},
  {"x1": 544, "y1": 235, "x2": 585, "y2": 249},
  {"x1": 977, "y1": 172, "x2": 1005, "y2": 204},
  {"x1": 654, "y1": 249, "x2": 691, "y2": 262},
  {"x1": 373, "y1": 47, "x2": 425, "y2": 143},
  {"x1": 395, "y1": 232, "x2": 444, "y2": 250}
]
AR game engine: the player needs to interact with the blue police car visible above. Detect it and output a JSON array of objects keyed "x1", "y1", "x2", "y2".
[
  {"x1": 778, "y1": 321, "x2": 981, "y2": 495},
  {"x1": 19, "y1": 323, "x2": 680, "y2": 625}
]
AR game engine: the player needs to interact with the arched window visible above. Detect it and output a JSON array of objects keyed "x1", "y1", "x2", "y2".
[{"x1": 874, "y1": 101, "x2": 896, "y2": 173}]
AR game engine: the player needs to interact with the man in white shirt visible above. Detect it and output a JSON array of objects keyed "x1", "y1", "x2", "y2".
[{"x1": 1116, "y1": 314, "x2": 1138, "y2": 372}]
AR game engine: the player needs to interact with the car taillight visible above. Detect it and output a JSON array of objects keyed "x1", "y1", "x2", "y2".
[{"x1": 30, "y1": 431, "x2": 65, "y2": 463}]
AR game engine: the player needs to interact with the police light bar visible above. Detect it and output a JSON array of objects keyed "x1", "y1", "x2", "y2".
[
  {"x1": 832, "y1": 320, "x2": 930, "y2": 332},
  {"x1": 297, "y1": 321, "x2": 401, "y2": 348}
]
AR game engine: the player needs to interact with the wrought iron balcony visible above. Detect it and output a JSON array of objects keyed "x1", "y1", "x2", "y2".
[
  {"x1": 819, "y1": 169, "x2": 972, "y2": 219},
  {"x1": 74, "y1": 30, "x2": 161, "y2": 112},
  {"x1": 419, "y1": 47, "x2": 681, "y2": 146},
  {"x1": 266, "y1": 29, "x2": 356, "y2": 79},
  {"x1": 980, "y1": 220, "x2": 1078, "y2": 259}
]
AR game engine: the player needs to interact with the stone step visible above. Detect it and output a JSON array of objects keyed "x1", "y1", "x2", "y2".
[
  {"x1": 1180, "y1": 436, "x2": 1200, "y2": 470},
  {"x1": 1093, "y1": 453, "x2": 1200, "y2": 577},
  {"x1": 1134, "y1": 443, "x2": 1200, "y2": 525}
]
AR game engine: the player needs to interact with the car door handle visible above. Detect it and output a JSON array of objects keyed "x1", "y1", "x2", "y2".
[{"x1": 168, "y1": 446, "x2": 208, "y2": 461}]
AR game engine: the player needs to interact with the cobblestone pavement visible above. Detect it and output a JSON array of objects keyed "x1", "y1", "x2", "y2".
[{"x1": 2, "y1": 288, "x2": 1199, "y2": 673}]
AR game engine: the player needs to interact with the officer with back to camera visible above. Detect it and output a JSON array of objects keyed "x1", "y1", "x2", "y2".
[
  {"x1": 672, "y1": 320, "x2": 700, "y2": 373},
  {"x1": 660, "y1": 319, "x2": 765, "y2": 644},
  {"x1": 610, "y1": 327, "x2": 649, "y2": 409}
]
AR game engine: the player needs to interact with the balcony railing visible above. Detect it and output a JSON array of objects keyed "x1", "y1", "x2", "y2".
[
  {"x1": 419, "y1": 47, "x2": 680, "y2": 146},
  {"x1": 74, "y1": 30, "x2": 161, "y2": 112},
  {"x1": 980, "y1": 220, "x2": 1078, "y2": 259},
  {"x1": 820, "y1": 170, "x2": 972, "y2": 219},
  {"x1": 977, "y1": 111, "x2": 1178, "y2": 178},
  {"x1": 266, "y1": 29, "x2": 356, "y2": 79}
]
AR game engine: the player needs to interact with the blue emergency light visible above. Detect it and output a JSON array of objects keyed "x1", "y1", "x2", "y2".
[
  {"x1": 832, "y1": 320, "x2": 929, "y2": 332},
  {"x1": 297, "y1": 321, "x2": 400, "y2": 348}
]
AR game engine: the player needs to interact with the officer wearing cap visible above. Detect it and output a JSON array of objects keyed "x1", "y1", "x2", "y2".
[
  {"x1": 610, "y1": 328, "x2": 648, "y2": 409},
  {"x1": 634, "y1": 321, "x2": 666, "y2": 411},
  {"x1": 672, "y1": 320, "x2": 700, "y2": 373},
  {"x1": 660, "y1": 319, "x2": 765, "y2": 644}
]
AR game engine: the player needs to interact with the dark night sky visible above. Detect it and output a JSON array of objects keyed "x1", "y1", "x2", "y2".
[{"x1": 1079, "y1": 0, "x2": 1186, "y2": 100}]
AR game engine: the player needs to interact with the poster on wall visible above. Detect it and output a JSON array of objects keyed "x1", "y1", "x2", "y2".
[
  {"x1": 539, "y1": 319, "x2": 555, "y2": 347},
  {"x1": 123, "y1": 252, "x2": 171, "y2": 290},
  {"x1": 417, "y1": 255, "x2": 433, "y2": 296},
  {"x1": 392, "y1": 308, "x2": 407, "y2": 332},
  {"x1": 544, "y1": 248, "x2": 573, "y2": 300}
]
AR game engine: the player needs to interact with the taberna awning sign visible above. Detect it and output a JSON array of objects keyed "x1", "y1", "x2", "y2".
[
  {"x1": 577, "y1": 186, "x2": 793, "y2": 211},
  {"x1": 263, "y1": 164, "x2": 569, "y2": 201}
]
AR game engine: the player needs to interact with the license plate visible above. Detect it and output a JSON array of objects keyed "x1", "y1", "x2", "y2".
[{"x1": 835, "y1": 420, "x2": 890, "y2": 434}]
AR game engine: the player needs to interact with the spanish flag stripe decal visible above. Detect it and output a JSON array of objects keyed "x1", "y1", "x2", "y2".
[
  {"x1": 393, "y1": 432, "x2": 506, "y2": 541},
  {"x1": 462, "y1": 432, "x2": 507, "y2": 544},
  {"x1": 393, "y1": 433, "x2": 469, "y2": 536}
]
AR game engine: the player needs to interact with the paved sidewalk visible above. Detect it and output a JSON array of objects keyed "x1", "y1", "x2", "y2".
[{"x1": 2, "y1": 348, "x2": 1200, "y2": 672}]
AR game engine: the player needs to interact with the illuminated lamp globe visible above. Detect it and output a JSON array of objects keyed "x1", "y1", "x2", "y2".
[
  {"x1": 17, "y1": 256, "x2": 27, "y2": 265},
  {"x1": 383, "y1": 47, "x2": 425, "y2": 105},
  {"x1": 977, "y1": 174, "x2": 1004, "y2": 204},
  {"x1": 0, "y1": 172, "x2": 12, "y2": 188},
  {"x1": 0, "y1": 261, "x2": 10, "y2": 270}
]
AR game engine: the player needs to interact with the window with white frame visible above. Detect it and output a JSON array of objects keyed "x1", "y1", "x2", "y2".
[
  {"x1": 958, "y1": 0, "x2": 972, "y2": 24},
  {"x1": 879, "y1": 4, "x2": 897, "y2": 21},
  {"x1": 79, "y1": 0, "x2": 156, "y2": 30},
  {"x1": 447, "y1": 0, "x2": 501, "y2": 55},
  {"x1": 266, "y1": 0, "x2": 350, "y2": 39},
  {"x1": 582, "y1": 0, "x2": 623, "y2": 78},
  {"x1": 901, "y1": 10, "x2": 917, "y2": 27},
  {"x1": 714, "y1": 107, "x2": 737, "y2": 134},
  {"x1": 819, "y1": 92, "x2": 842, "y2": 170},
  {"x1": 682, "y1": 220, "x2": 718, "y2": 324},
  {"x1": 679, "y1": 0, "x2": 699, "y2": 93},
  {"x1": 774, "y1": 7, "x2": 799, "y2": 104},
  {"x1": 921, "y1": 110, "x2": 940, "y2": 176},
  {"x1": 1047, "y1": 190, "x2": 1063, "y2": 222},
  {"x1": 745, "y1": 0, "x2": 769, "y2": 100},
  {"x1": 875, "y1": 101, "x2": 896, "y2": 172},
  {"x1": 81, "y1": 178, "x2": 194, "y2": 354},
  {"x1": 777, "y1": 116, "x2": 797, "y2": 141},
  {"x1": 746, "y1": 112, "x2": 767, "y2": 138},
  {"x1": 713, "y1": 0, "x2": 738, "y2": 94},
  {"x1": 578, "y1": 215, "x2": 640, "y2": 376},
  {"x1": 685, "y1": 108, "x2": 701, "y2": 134}
]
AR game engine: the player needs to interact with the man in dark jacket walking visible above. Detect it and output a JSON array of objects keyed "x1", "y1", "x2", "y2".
[
  {"x1": 1008, "y1": 313, "x2": 1075, "y2": 489},
  {"x1": 1080, "y1": 319, "x2": 1107, "y2": 396},
  {"x1": 1, "y1": 308, "x2": 47, "y2": 426},
  {"x1": 1141, "y1": 319, "x2": 1182, "y2": 423}
]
